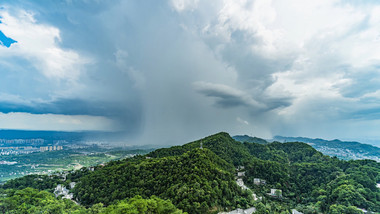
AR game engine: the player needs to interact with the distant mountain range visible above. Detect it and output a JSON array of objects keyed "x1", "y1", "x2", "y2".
[
  {"x1": 272, "y1": 136, "x2": 380, "y2": 161},
  {"x1": 233, "y1": 135, "x2": 380, "y2": 161}
]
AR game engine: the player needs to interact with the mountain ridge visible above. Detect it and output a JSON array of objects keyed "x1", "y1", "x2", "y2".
[{"x1": 273, "y1": 135, "x2": 380, "y2": 161}]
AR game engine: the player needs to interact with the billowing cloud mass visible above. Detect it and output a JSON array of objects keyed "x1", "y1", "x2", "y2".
[{"x1": 1, "y1": 0, "x2": 380, "y2": 145}]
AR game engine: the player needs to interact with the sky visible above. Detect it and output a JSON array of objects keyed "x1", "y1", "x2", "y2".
[{"x1": 1, "y1": 0, "x2": 380, "y2": 145}]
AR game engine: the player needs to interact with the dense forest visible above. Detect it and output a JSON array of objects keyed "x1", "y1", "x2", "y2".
[
  {"x1": 73, "y1": 148, "x2": 253, "y2": 213},
  {"x1": 0, "y1": 132, "x2": 379, "y2": 213},
  {"x1": 0, "y1": 188, "x2": 184, "y2": 213}
]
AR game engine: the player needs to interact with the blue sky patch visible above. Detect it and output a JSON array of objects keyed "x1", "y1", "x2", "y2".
[{"x1": 0, "y1": 30, "x2": 16, "y2": 48}]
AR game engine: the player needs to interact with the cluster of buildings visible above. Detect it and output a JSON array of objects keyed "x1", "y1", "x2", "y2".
[
  {"x1": 222, "y1": 167, "x2": 257, "y2": 214},
  {"x1": 40, "y1": 145, "x2": 63, "y2": 152},
  {"x1": 226, "y1": 166, "x2": 294, "y2": 214},
  {"x1": 236, "y1": 167, "x2": 282, "y2": 198},
  {"x1": 315, "y1": 146, "x2": 380, "y2": 162},
  {"x1": 0, "y1": 161, "x2": 17, "y2": 165},
  {"x1": 54, "y1": 183, "x2": 76, "y2": 200},
  {"x1": 0, "y1": 146, "x2": 38, "y2": 156},
  {"x1": 0, "y1": 138, "x2": 45, "y2": 144},
  {"x1": 52, "y1": 171, "x2": 79, "y2": 203}
]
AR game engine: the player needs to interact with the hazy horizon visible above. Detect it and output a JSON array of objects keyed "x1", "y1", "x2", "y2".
[{"x1": 1, "y1": 129, "x2": 380, "y2": 149}]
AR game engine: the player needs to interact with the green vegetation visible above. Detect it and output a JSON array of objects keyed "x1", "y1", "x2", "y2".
[
  {"x1": 149, "y1": 132, "x2": 251, "y2": 165},
  {"x1": 102, "y1": 195, "x2": 185, "y2": 214},
  {"x1": 1, "y1": 174, "x2": 63, "y2": 192},
  {"x1": 73, "y1": 148, "x2": 253, "y2": 213},
  {"x1": 0, "y1": 132, "x2": 379, "y2": 213},
  {"x1": 0, "y1": 188, "x2": 184, "y2": 214},
  {"x1": 0, "y1": 188, "x2": 87, "y2": 213}
]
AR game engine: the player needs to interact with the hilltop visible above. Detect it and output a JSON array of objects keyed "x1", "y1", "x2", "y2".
[{"x1": 233, "y1": 135, "x2": 269, "y2": 145}]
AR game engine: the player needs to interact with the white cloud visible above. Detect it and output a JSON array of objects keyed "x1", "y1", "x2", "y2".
[
  {"x1": 237, "y1": 117, "x2": 249, "y2": 125},
  {"x1": 220, "y1": 0, "x2": 279, "y2": 52},
  {"x1": 199, "y1": 0, "x2": 287, "y2": 58},
  {"x1": 0, "y1": 93, "x2": 32, "y2": 105},
  {"x1": 170, "y1": 0, "x2": 199, "y2": 12},
  {"x1": 361, "y1": 90, "x2": 380, "y2": 99},
  {"x1": 0, "y1": 8, "x2": 90, "y2": 82}
]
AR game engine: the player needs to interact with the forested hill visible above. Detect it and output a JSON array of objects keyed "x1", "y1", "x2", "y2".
[
  {"x1": 73, "y1": 148, "x2": 253, "y2": 213},
  {"x1": 1, "y1": 132, "x2": 380, "y2": 213},
  {"x1": 149, "y1": 132, "x2": 326, "y2": 165},
  {"x1": 148, "y1": 132, "x2": 252, "y2": 165}
]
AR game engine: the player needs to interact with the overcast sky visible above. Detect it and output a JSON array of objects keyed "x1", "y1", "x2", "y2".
[{"x1": 1, "y1": 0, "x2": 380, "y2": 145}]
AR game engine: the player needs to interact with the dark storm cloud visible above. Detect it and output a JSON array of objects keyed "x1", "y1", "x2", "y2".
[
  {"x1": 339, "y1": 68, "x2": 380, "y2": 98},
  {"x1": 193, "y1": 82, "x2": 265, "y2": 109},
  {"x1": 263, "y1": 97, "x2": 293, "y2": 111},
  {"x1": 0, "y1": 99, "x2": 138, "y2": 117},
  {"x1": 350, "y1": 108, "x2": 380, "y2": 120},
  {"x1": 194, "y1": 81, "x2": 293, "y2": 112}
]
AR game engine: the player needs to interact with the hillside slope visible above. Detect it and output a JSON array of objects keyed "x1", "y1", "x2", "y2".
[{"x1": 73, "y1": 148, "x2": 253, "y2": 213}]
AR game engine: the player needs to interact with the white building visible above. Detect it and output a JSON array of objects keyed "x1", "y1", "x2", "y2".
[
  {"x1": 54, "y1": 184, "x2": 73, "y2": 200},
  {"x1": 236, "y1": 178, "x2": 249, "y2": 190},
  {"x1": 69, "y1": 182, "x2": 76, "y2": 189},
  {"x1": 270, "y1": 189, "x2": 282, "y2": 197},
  {"x1": 218, "y1": 207, "x2": 256, "y2": 214},
  {"x1": 253, "y1": 178, "x2": 266, "y2": 185},
  {"x1": 237, "y1": 166, "x2": 245, "y2": 170},
  {"x1": 292, "y1": 209, "x2": 303, "y2": 214},
  {"x1": 357, "y1": 208, "x2": 368, "y2": 213},
  {"x1": 254, "y1": 178, "x2": 260, "y2": 185}
]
